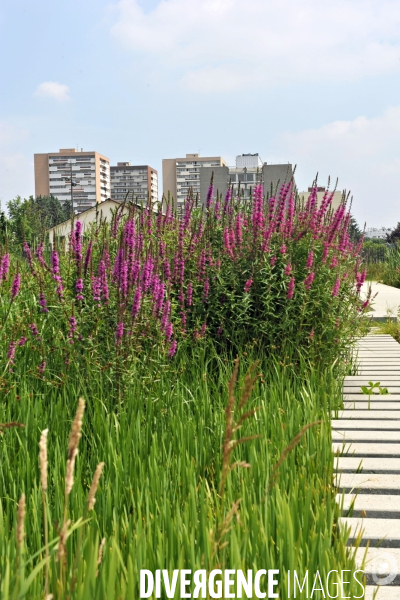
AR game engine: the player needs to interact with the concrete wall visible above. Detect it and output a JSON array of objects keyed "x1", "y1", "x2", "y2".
[
  {"x1": 47, "y1": 200, "x2": 127, "y2": 245},
  {"x1": 262, "y1": 164, "x2": 294, "y2": 197},
  {"x1": 200, "y1": 166, "x2": 229, "y2": 205},
  {"x1": 34, "y1": 154, "x2": 50, "y2": 197}
]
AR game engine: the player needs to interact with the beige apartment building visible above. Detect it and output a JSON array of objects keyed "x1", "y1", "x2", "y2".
[
  {"x1": 34, "y1": 148, "x2": 111, "y2": 213},
  {"x1": 162, "y1": 153, "x2": 227, "y2": 211},
  {"x1": 298, "y1": 187, "x2": 343, "y2": 211},
  {"x1": 110, "y1": 162, "x2": 158, "y2": 204}
]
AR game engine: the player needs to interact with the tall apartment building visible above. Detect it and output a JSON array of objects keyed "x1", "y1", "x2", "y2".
[
  {"x1": 162, "y1": 153, "x2": 227, "y2": 211},
  {"x1": 199, "y1": 154, "x2": 294, "y2": 204},
  {"x1": 110, "y1": 163, "x2": 158, "y2": 204},
  {"x1": 34, "y1": 148, "x2": 111, "y2": 213}
]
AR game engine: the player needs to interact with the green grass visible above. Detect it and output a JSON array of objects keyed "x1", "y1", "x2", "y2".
[{"x1": 0, "y1": 344, "x2": 364, "y2": 599}]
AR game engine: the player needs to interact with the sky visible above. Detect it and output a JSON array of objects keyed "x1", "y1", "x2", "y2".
[{"x1": 1, "y1": 0, "x2": 400, "y2": 227}]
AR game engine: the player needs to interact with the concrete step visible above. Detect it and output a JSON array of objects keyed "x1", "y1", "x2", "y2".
[
  {"x1": 365, "y1": 586, "x2": 400, "y2": 599},
  {"x1": 342, "y1": 403, "x2": 400, "y2": 410},
  {"x1": 334, "y1": 411, "x2": 400, "y2": 419},
  {"x1": 335, "y1": 473, "x2": 400, "y2": 494},
  {"x1": 343, "y1": 387, "x2": 400, "y2": 394},
  {"x1": 332, "y1": 420, "x2": 400, "y2": 430},
  {"x1": 345, "y1": 378, "x2": 400, "y2": 383},
  {"x1": 332, "y1": 443, "x2": 400, "y2": 457},
  {"x1": 335, "y1": 457, "x2": 400, "y2": 473},
  {"x1": 340, "y1": 494, "x2": 400, "y2": 518},
  {"x1": 333, "y1": 430, "x2": 400, "y2": 442},
  {"x1": 356, "y1": 547, "x2": 400, "y2": 586},
  {"x1": 343, "y1": 394, "x2": 400, "y2": 400},
  {"x1": 340, "y1": 517, "x2": 400, "y2": 547}
]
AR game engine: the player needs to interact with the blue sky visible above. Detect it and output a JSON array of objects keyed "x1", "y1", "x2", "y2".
[{"x1": 1, "y1": 0, "x2": 400, "y2": 227}]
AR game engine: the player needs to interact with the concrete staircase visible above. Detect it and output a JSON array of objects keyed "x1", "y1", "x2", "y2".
[{"x1": 334, "y1": 334, "x2": 400, "y2": 599}]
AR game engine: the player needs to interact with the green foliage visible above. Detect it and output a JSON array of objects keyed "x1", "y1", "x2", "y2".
[
  {"x1": 0, "y1": 189, "x2": 368, "y2": 597},
  {"x1": 6, "y1": 195, "x2": 71, "y2": 247},
  {"x1": 0, "y1": 349, "x2": 364, "y2": 599},
  {"x1": 360, "y1": 381, "x2": 389, "y2": 395},
  {"x1": 386, "y1": 222, "x2": 400, "y2": 243}
]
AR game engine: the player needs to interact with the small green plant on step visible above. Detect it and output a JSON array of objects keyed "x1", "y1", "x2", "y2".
[{"x1": 361, "y1": 381, "x2": 389, "y2": 395}]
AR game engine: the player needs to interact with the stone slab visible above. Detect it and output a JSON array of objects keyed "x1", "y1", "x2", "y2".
[
  {"x1": 332, "y1": 443, "x2": 400, "y2": 457},
  {"x1": 345, "y1": 378, "x2": 400, "y2": 383},
  {"x1": 332, "y1": 431, "x2": 400, "y2": 442},
  {"x1": 335, "y1": 457, "x2": 400, "y2": 473},
  {"x1": 342, "y1": 403, "x2": 400, "y2": 410},
  {"x1": 332, "y1": 420, "x2": 400, "y2": 430},
  {"x1": 343, "y1": 387, "x2": 400, "y2": 394},
  {"x1": 356, "y1": 547, "x2": 400, "y2": 587},
  {"x1": 343, "y1": 394, "x2": 400, "y2": 400},
  {"x1": 335, "y1": 473, "x2": 400, "y2": 493},
  {"x1": 340, "y1": 517, "x2": 400, "y2": 547},
  {"x1": 365, "y1": 586, "x2": 400, "y2": 599},
  {"x1": 340, "y1": 494, "x2": 400, "y2": 518},
  {"x1": 334, "y1": 411, "x2": 400, "y2": 419}
]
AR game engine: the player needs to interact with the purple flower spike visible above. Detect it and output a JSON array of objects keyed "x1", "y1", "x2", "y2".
[
  {"x1": 116, "y1": 322, "x2": 124, "y2": 343},
  {"x1": 168, "y1": 339, "x2": 177, "y2": 359},
  {"x1": 11, "y1": 273, "x2": 21, "y2": 300},
  {"x1": 84, "y1": 241, "x2": 93, "y2": 275},
  {"x1": 303, "y1": 272, "x2": 315, "y2": 291},
  {"x1": 132, "y1": 286, "x2": 142, "y2": 320},
  {"x1": 206, "y1": 183, "x2": 214, "y2": 210},
  {"x1": 38, "y1": 361, "x2": 46, "y2": 374},
  {"x1": 306, "y1": 250, "x2": 314, "y2": 270},
  {"x1": 7, "y1": 341, "x2": 16, "y2": 365},
  {"x1": 29, "y1": 323, "x2": 40, "y2": 338},
  {"x1": 244, "y1": 279, "x2": 253, "y2": 293},
  {"x1": 332, "y1": 277, "x2": 341, "y2": 297},
  {"x1": 75, "y1": 278, "x2": 84, "y2": 301},
  {"x1": 287, "y1": 277, "x2": 295, "y2": 300},
  {"x1": 39, "y1": 292, "x2": 49, "y2": 313},
  {"x1": 165, "y1": 322, "x2": 173, "y2": 341},
  {"x1": 0, "y1": 253, "x2": 10, "y2": 281}
]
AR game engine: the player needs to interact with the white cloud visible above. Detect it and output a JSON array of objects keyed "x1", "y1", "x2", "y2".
[
  {"x1": 34, "y1": 81, "x2": 71, "y2": 101},
  {"x1": 273, "y1": 106, "x2": 400, "y2": 227},
  {"x1": 110, "y1": 0, "x2": 400, "y2": 90}
]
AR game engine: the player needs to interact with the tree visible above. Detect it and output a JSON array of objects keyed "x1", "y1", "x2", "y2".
[
  {"x1": 386, "y1": 223, "x2": 400, "y2": 244},
  {"x1": 6, "y1": 195, "x2": 71, "y2": 246},
  {"x1": 349, "y1": 216, "x2": 363, "y2": 243}
]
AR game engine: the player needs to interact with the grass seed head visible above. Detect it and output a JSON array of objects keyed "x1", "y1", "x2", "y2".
[
  {"x1": 17, "y1": 493, "x2": 26, "y2": 549},
  {"x1": 87, "y1": 462, "x2": 105, "y2": 510},
  {"x1": 39, "y1": 428, "x2": 49, "y2": 492}
]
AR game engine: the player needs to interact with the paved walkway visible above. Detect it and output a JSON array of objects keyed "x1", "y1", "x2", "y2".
[
  {"x1": 362, "y1": 282, "x2": 400, "y2": 320},
  {"x1": 334, "y1": 334, "x2": 400, "y2": 598}
]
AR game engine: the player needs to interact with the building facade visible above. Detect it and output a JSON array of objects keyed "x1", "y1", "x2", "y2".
[
  {"x1": 34, "y1": 148, "x2": 111, "y2": 213},
  {"x1": 298, "y1": 188, "x2": 343, "y2": 212},
  {"x1": 162, "y1": 153, "x2": 227, "y2": 211},
  {"x1": 110, "y1": 163, "x2": 158, "y2": 204},
  {"x1": 199, "y1": 155, "x2": 294, "y2": 205}
]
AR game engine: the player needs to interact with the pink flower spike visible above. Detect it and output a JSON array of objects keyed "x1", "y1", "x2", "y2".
[
  {"x1": 244, "y1": 279, "x2": 253, "y2": 293},
  {"x1": 11, "y1": 273, "x2": 21, "y2": 300},
  {"x1": 332, "y1": 277, "x2": 341, "y2": 297},
  {"x1": 287, "y1": 277, "x2": 295, "y2": 299},
  {"x1": 168, "y1": 339, "x2": 177, "y2": 359},
  {"x1": 303, "y1": 272, "x2": 315, "y2": 291}
]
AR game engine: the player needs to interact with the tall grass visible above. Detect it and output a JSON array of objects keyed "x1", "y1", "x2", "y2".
[
  {"x1": 0, "y1": 182, "x2": 367, "y2": 597},
  {"x1": 0, "y1": 347, "x2": 363, "y2": 598}
]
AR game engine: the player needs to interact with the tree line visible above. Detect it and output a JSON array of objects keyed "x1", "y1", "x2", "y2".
[{"x1": 0, "y1": 195, "x2": 72, "y2": 246}]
